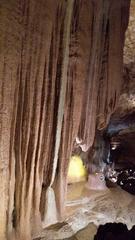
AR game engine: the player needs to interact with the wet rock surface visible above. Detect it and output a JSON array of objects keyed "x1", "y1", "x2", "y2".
[{"x1": 34, "y1": 184, "x2": 135, "y2": 240}]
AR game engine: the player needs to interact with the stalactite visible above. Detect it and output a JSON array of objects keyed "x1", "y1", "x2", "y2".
[
  {"x1": 0, "y1": 0, "x2": 130, "y2": 239},
  {"x1": 78, "y1": 0, "x2": 130, "y2": 150},
  {"x1": 42, "y1": 0, "x2": 74, "y2": 227},
  {"x1": 54, "y1": 0, "x2": 94, "y2": 217}
]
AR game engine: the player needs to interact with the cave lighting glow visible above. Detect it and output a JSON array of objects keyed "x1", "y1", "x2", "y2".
[
  {"x1": 111, "y1": 145, "x2": 117, "y2": 150},
  {"x1": 67, "y1": 155, "x2": 87, "y2": 183}
]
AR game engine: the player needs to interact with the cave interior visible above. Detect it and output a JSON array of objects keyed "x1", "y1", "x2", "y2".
[{"x1": 0, "y1": 0, "x2": 135, "y2": 240}]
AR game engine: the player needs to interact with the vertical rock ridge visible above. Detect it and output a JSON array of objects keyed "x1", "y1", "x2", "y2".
[{"x1": 0, "y1": 1, "x2": 130, "y2": 239}]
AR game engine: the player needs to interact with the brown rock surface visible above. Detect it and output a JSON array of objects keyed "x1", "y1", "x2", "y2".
[
  {"x1": 57, "y1": 223, "x2": 97, "y2": 240},
  {"x1": 124, "y1": 0, "x2": 135, "y2": 64},
  {"x1": 0, "y1": 0, "x2": 130, "y2": 239}
]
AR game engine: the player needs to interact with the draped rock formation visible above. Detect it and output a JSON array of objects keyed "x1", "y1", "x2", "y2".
[
  {"x1": 0, "y1": 0, "x2": 130, "y2": 239},
  {"x1": 104, "y1": 0, "x2": 135, "y2": 171}
]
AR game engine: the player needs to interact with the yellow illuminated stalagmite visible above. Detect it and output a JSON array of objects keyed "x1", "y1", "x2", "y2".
[{"x1": 67, "y1": 155, "x2": 87, "y2": 183}]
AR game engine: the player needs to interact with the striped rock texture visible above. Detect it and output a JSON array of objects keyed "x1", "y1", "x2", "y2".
[{"x1": 0, "y1": 0, "x2": 130, "y2": 239}]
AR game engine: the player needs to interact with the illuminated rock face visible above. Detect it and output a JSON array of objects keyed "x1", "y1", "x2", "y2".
[
  {"x1": 124, "y1": 0, "x2": 135, "y2": 65},
  {"x1": 67, "y1": 156, "x2": 87, "y2": 183},
  {"x1": 38, "y1": 187, "x2": 135, "y2": 240},
  {"x1": 0, "y1": 0, "x2": 130, "y2": 239},
  {"x1": 86, "y1": 173, "x2": 107, "y2": 191},
  {"x1": 117, "y1": 0, "x2": 135, "y2": 116}
]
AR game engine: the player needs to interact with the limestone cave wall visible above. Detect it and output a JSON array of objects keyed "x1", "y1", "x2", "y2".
[{"x1": 0, "y1": 0, "x2": 130, "y2": 239}]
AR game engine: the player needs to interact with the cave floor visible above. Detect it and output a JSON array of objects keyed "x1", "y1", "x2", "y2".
[{"x1": 35, "y1": 182, "x2": 135, "y2": 240}]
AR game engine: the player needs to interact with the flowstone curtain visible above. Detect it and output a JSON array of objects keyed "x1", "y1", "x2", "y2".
[
  {"x1": 0, "y1": 0, "x2": 130, "y2": 239},
  {"x1": 78, "y1": 0, "x2": 130, "y2": 151}
]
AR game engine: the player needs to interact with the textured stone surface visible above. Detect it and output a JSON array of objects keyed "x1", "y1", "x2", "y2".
[
  {"x1": 0, "y1": 0, "x2": 130, "y2": 239},
  {"x1": 57, "y1": 223, "x2": 97, "y2": 240},
  {"x1": 118, "y1": 0, "x2": 135, "y2": 116},
  {"x1": 36, "y1": 185, "x2": 135, "y2": 240},
  {"x1": 124, "y1": 0, "x2": 135, "y2": 64},
  {"x1": 75, "y1": 223, "x2": 97, "y2": 240}
]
